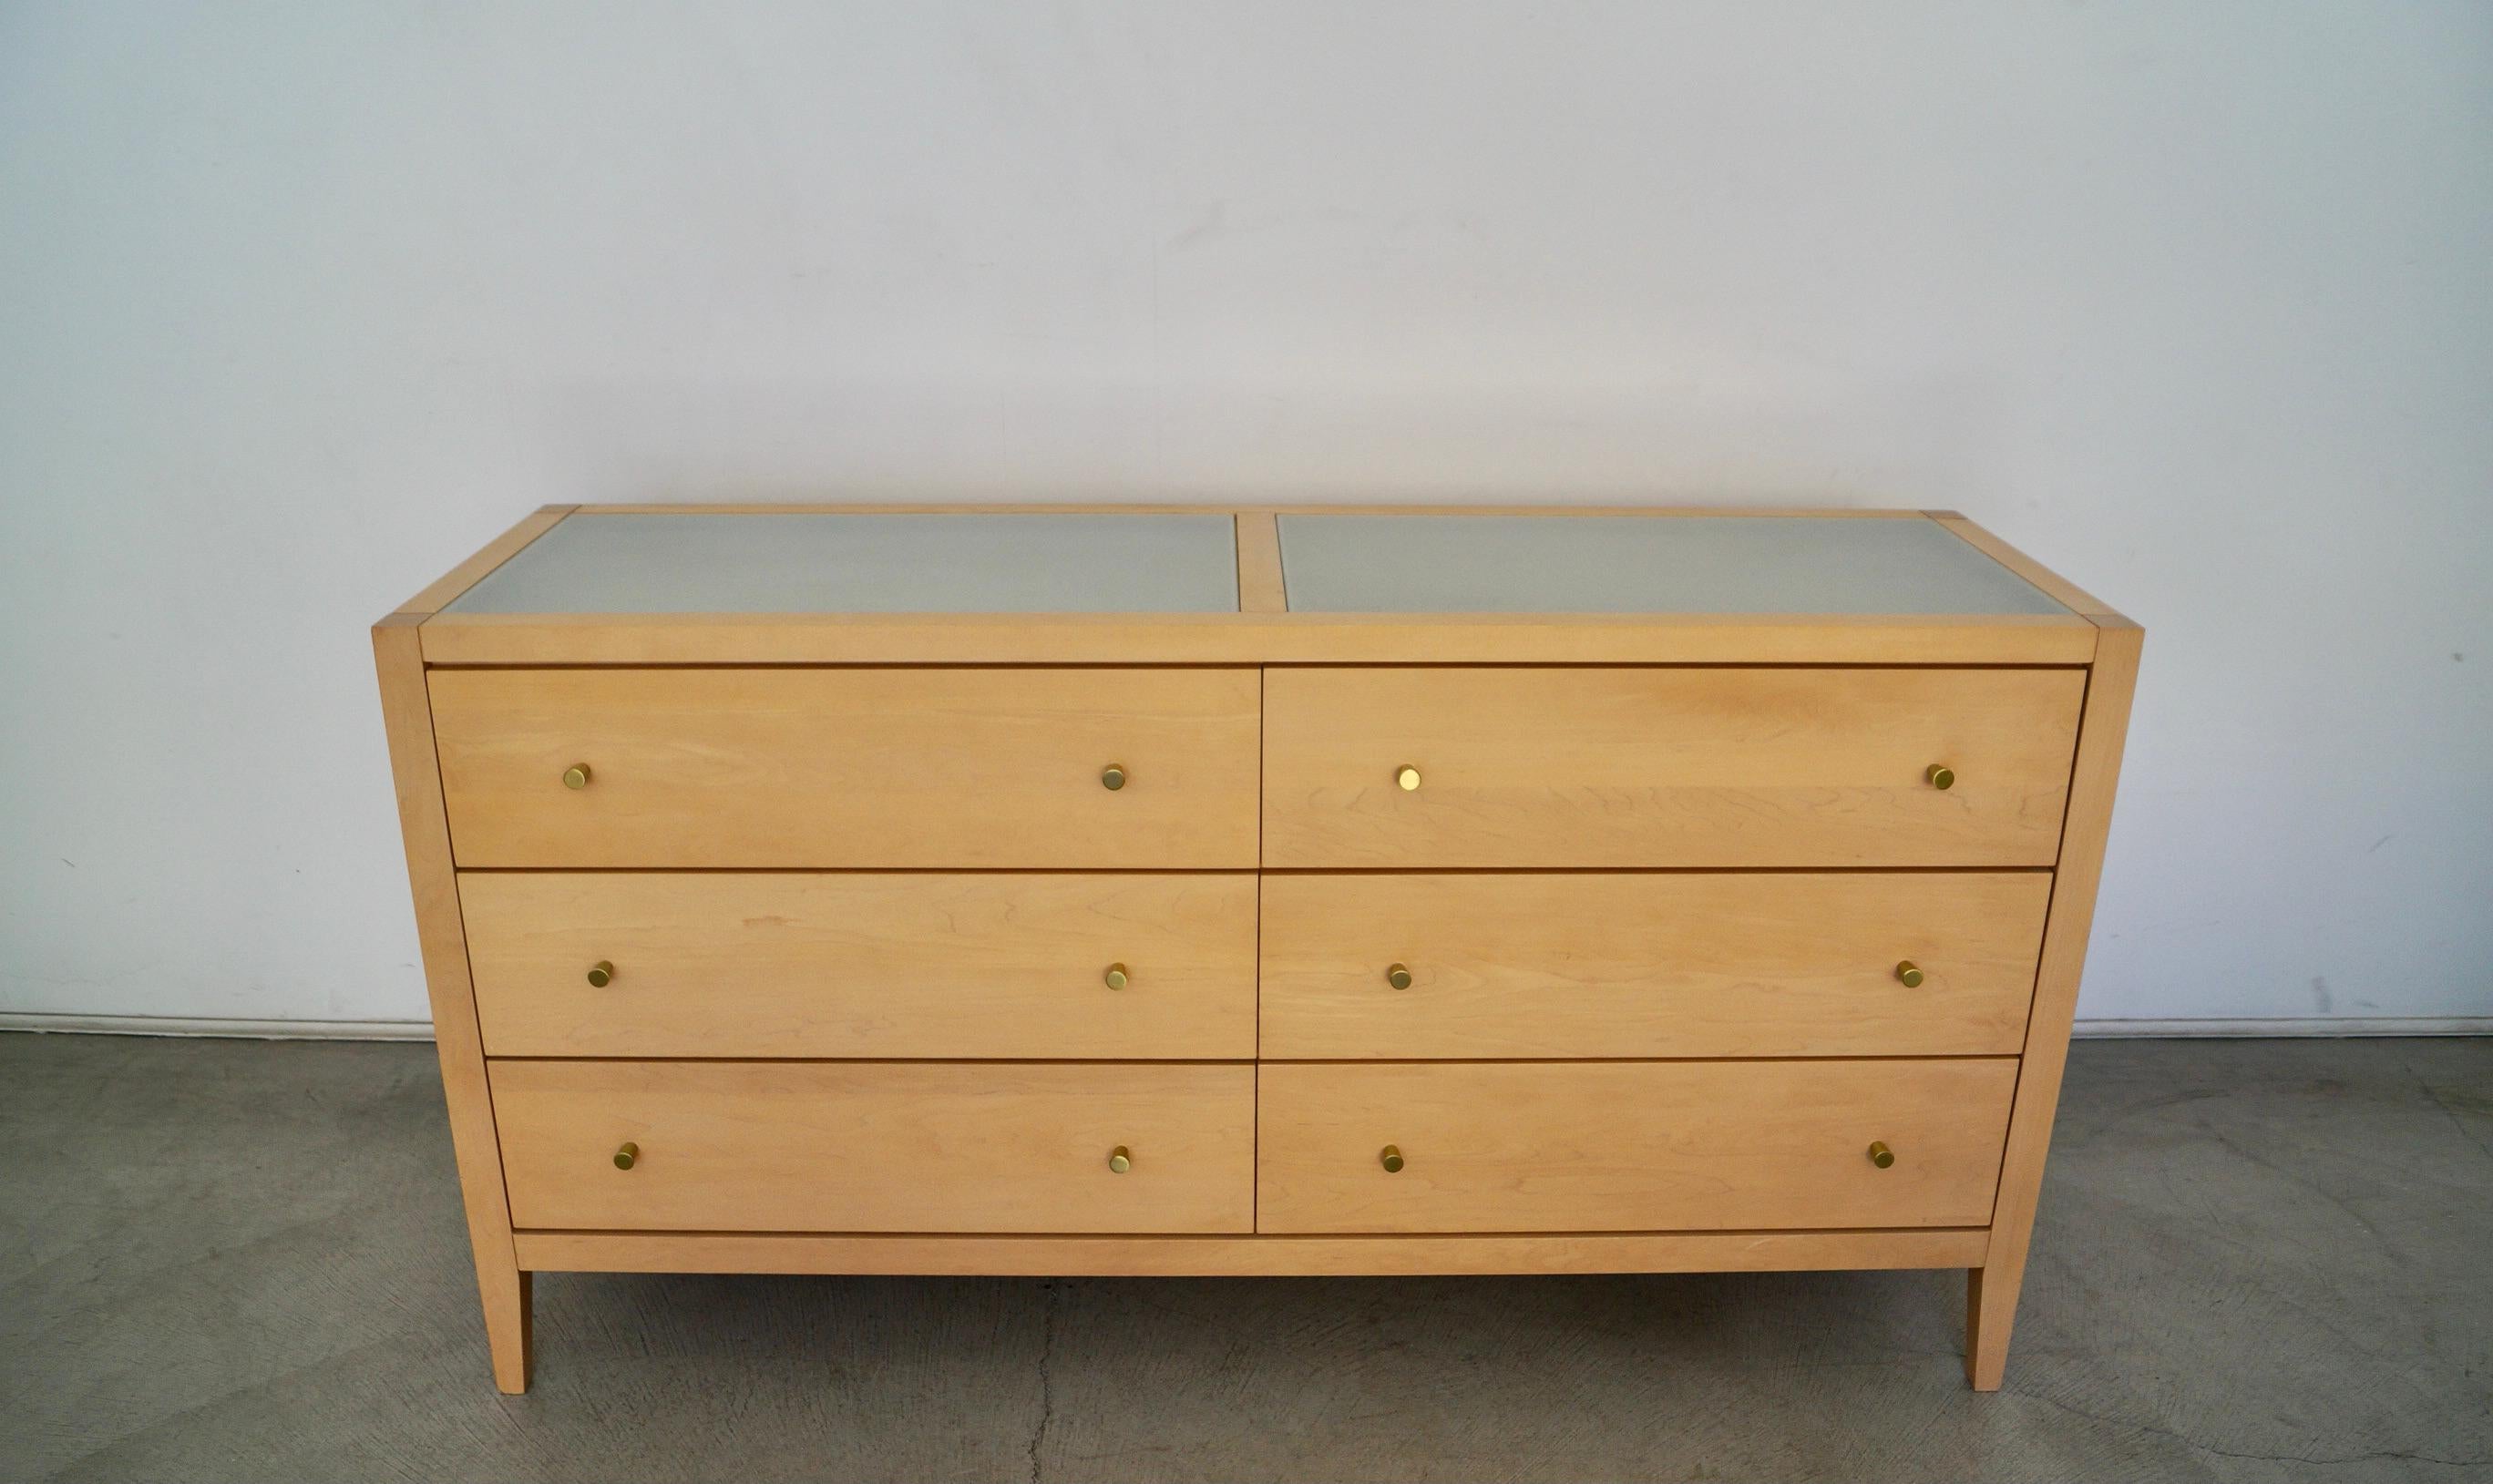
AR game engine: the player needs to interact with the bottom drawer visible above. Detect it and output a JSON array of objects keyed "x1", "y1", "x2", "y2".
[
  {"x1": 493, "y1": 1061, "x2": 1256, "y2": 1233},
  {"x1": 1257, "y1": 1060, "x2": 2017, "y2": 1233}
]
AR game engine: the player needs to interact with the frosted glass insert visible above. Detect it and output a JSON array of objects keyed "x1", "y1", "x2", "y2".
[
  {"x1": 1278, "y1": 515, "x2": 2070, "y2": 616},
  {"x1": 445, "y1": 513, "x2": 1240, "y2": 614}
]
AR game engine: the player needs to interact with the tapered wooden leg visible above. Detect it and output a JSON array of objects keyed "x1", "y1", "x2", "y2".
[
  {"x1": 1960, "y1": 621, "x2": 2141, "y2": 1393},
  {"x1": 478, "y1": 1267, "x2": 533, "y2": 1394},
  {"x1": 378, "y1": 612, "x2": 543, "y2": 1394},
  {"x1": 1966, "y1": 1264, "x2": 2016, "y2": 1391}
]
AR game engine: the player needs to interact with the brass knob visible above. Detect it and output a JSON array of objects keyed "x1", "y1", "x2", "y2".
[
  {"x1": 1396, "y1": 764, "x2": 1421, "y2": 791},
  {"x1": 1108, "y1": 1145, "x2": 1132, "y2": 1173},
  {"x1": 1894, "y1": 960, "x2": 1924, "y2": 988},
  {"x1": 562, "y1": 763, "x2": 592, "y2": 790},
  {"x1": 1100, "y1": 763, "x2": 1126, "y2": 791},
  {"x1": 1867, "y1": 1141, "x2": 1894, "y2": 1169},
  {"x1": 612, "y1": 1141, "x2": 639, "y2": 1171},
  {"x1": 1386, "y1": 963, "x2": 1413, "y2": 990},
  {"x1": 587, "y1": 960, "x2": 615, "y2": 988},
  {"x1": 1104, "y1": 963, "x2": 1129, "y2": 991},
  {"x1": 1925, "y1": 763, "x2": 1954, "y2": 791},
  {"x1": 1380, "y1": 1144, "x2": 1405, "y2": 1173}
]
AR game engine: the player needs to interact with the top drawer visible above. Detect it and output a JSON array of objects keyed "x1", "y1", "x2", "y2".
[
  {"x1": 430, "y1": 668, "x2": 1261, "y2": 868},
  {"x1": 1263, "y1": 667, "x2": 2085, "y2": 867}
]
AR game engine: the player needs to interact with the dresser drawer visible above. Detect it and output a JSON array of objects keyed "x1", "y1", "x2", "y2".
[
  {"x1": 430, "y1": 668, "x2": 1260, "y2": 867},
  {"x1": 1257, "y1": 1060, "x2": 2017, "y2": 1233},
  {"x1": 492, "y1": 1061, "x2": 1256, "y2": 1233},
  {"x1": 464, "y1": 873, "x2": 1257, "y2": 1059},
  {"x1": 1260, "y1": 872, "x2": 2049, "y2": 1059},
  {"x1": 1262, "y1": 668, "x2": 2084, "y2": 867}
]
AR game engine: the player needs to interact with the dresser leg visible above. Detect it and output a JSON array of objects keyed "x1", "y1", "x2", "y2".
[
  {"x1": 375, "y1": 615, "x2": 543, "y2": 1396},
  {"x1": 479, "y1": 1266, "x2": 533, "y2": 1394},
  {"x1": 1965, "y1": 1264, "x2": 2017, "y2": 1390},
  {"x1": 1965, "y1": 623, "x2": 2142, "y2": 1395}
]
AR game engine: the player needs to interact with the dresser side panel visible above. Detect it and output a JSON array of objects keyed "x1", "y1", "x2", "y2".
[
  {"x1": 374, "y1": 615, "x2": 530, "y2": 1392},
  {"x1": 1972, "y1": 620, "x2": 2143, "y2": 1388}
]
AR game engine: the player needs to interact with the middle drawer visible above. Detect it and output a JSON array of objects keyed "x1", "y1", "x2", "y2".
[
  {"x1": 462, "y1": 873, "x2": 1259, "y2": 1059},
  {"x1": 1261, "y1": 872, "x2": 2050, "y2": 1059}
]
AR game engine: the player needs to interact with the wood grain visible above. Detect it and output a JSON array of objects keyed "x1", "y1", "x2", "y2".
[
  {"x1": 429, "y1": 667, "x2": 1261, "y2": 868},
  {"x1": 461, "y1": 872, "x2": 1257, "y2": 1059},
  {"x1": 1262, "y1": 667, "x2": 2087, "y2": 868},
  {"x1": 1969, "y1": 619, "x2": 2143, "y2": 1389},
  {"x1": 372, "y1": 615, "x2": 531, "y2": 1392},
  {"x1": 1259, "y1": 872, "x2": 2051, "y2": 1059},
  {"x1": 512, "y1": 1227, "x2": 1991, "y2": 1275},
  {"x1": 1257, "y1": 1059, "x2": 2019, "y2": 1233},
  {"x1": 1235, "y1": 513, "x2": 1287, "y2": 613},
  {"x1": 417, "y1": 610, "x2": 2098, "y2": 667},
  {"x1": 491, "y1": 1061, "x2": 1256, "y2": 1233}
]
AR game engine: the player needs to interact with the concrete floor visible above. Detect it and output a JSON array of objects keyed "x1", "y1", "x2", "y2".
[{"x1": 0, "y1": 1035, "x2": 2485, "y2": 1483}]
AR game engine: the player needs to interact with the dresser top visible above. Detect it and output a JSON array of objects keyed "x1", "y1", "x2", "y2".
[{"x1": 394, "y1": 506, "x2": 2129, "y2": 667}]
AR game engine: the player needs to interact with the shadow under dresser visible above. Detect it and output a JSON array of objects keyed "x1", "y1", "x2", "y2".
[{"x1": 374, "y1": 504, "x2": 2139, "y2": 1393}]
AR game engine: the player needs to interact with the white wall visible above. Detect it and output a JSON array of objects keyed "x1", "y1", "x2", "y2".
[{"x1": 3, "y1": 3, "x2": 2488, "y2": 1031}]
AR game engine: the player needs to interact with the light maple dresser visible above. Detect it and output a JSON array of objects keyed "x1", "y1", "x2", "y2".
[{"x1": 374, "y1": 504, "x2": 2139, "y2": 1394}]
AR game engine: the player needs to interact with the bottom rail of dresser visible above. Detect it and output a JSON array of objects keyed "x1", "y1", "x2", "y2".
[{"x1": 511, "y1": 1228, "x2": 1988, "y2": 1277}]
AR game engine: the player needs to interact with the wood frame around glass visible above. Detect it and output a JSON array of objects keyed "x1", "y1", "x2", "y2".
[
  {"x1": 376, "y1": 504, "x2": 2139, "y2": 1395},
  {"x1": 410, "y1": 505, "x2": 2109, "y2": 665}
]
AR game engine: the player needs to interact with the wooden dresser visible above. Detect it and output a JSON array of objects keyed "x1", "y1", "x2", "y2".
[{"x1": 374, "y1": 505, "x2": 2139, "y2": 1394}]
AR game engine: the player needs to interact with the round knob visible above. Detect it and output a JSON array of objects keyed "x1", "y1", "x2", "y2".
[
  {"x1": 587, "y1": 959, "x2": 615, "y2": 988},
  {"x1": 1103, "y1": 963, "x2": 1129, "y2": 991},
  {"x1": 1894, "y1": 960, "x2": 1924, "y2": 988},
  {"x1": 1396, "y1": 765, "x2": 1421, "y2": 791},
  {"x1": 1101, "y1": 763, "x2": 1127, "y2": 792},
  {"x1": 1925, "y1": 763, "x2": 1954, "y2": 791},
  {"x1": 562, "y1": 764, "x2": 592, "y2": 790},
  {"x1": 1380, "y1": 1144, "x2": 1405, "y2": 1173},
  {"x1": 1386, "y1": 963, "x2": 1413, "y2": 990},
  {"x1": 612, "y1": 1141, "x2": 639, "y2": 1171},
  {"x1": 1108, "y1": 1145, "x2": 1132, "y2": 1173},
  {"x1": 1867, "y1": 1141, "x2": 1895, "y2": 1169}
]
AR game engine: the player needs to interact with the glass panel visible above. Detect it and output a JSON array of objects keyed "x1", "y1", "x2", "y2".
[
  {"x1": 1278, "y1": 514, "x2": 2070, "y2": 616},
  {"x1": 445, "y1": 513, "x2": 1240, "y2": 615}
]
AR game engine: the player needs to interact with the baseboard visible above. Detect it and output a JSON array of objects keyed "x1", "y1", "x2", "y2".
[
  {"x1": 2073, "y1": 1017, "x2": 2493, "y2": 1039},
  {"x1": 2, "y1": 1011, "x2": 2486, "y2": 1042},
  {"x1": 0, "y1": 1012, "x2": 434, "y2": 1041}
]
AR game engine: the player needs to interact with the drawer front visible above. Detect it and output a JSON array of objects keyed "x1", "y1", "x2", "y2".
[
  {"x1": 1262, "y1": 668, "x2": 2084, "y2": 867},
  {"x1": 1260, "y1": 873, "x2": 2050, "y2": 1059},
  {"x1": 1257, "y1": 1060, "x2": 2017, "y2": 1233},
  {"x1": 431, "y1": 668, "x2": 1260, "y2": 868},
  {"x1": 493, "y1": 1061, "x2": 1256, "y2": 1233},
  {"x1": 464, "y1": 873, "x2": 1258, "y2": 1059}
]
